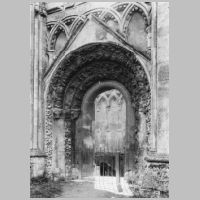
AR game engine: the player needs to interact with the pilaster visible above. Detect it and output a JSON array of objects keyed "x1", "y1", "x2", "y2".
[{"x1": 30, "y1": 2, "x2": 48, "y2": 177}]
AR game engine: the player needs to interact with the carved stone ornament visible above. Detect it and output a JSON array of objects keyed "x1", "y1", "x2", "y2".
[
  {"x1": 70, "y1": 109, "x2": 81, "y2": 120},
  {"x1": 34, "y1": 3, "x2": 47, "y2": 17},
  {"x1": 45, "y1": 43, "x2": 152, "y2": 174},
  {"x1": 52, "y1": 107, "x2": 64, "y2": 120}
]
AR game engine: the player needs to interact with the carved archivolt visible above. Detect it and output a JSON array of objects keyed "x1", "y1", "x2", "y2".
[{"x1": 44, "y1": 43, "x2": 151, "y2": 173}]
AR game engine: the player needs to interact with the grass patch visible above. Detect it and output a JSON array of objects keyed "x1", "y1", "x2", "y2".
[{"x1": 30, "y1": 177, "x2": 65, "y2": 198}]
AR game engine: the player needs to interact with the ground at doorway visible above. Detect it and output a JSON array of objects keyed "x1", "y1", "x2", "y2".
[
  {"x1": 30, "y1": 177, "x2": 130, "y2": 198},
  {"x1": 59, "y1": 180, "x2": 130, "y2": 198}
]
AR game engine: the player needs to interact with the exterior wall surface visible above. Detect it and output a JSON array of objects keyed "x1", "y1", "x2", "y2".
[{"x1": 30, "y1": 2, "x2": 169, "y2": 198}]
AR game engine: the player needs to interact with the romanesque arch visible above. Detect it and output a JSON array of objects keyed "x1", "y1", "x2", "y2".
[{"x1": 44, "y1": 42, "x2": 151, "y2": 177}]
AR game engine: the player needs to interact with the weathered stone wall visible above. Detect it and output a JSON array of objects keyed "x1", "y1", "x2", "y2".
[
  {"x1": 142, "y1": 162, "x2": 169, "y2": 197},
  {"x1": 31, "y1": 2, "x2": 169, "y2": 197},
  {"x1": 157, "y1": 3, "x2": 169, "y2": 154}
]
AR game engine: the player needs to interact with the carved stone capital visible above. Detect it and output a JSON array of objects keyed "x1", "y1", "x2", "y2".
[
  {"x1": 70, "y1": 109, "x2": 81, "y2": 120},
  {"x1": 64, "y1": 108, "x2": 81, "y2": 120},
  {"x1": 52, "y1": 107, "x2": 64, "y2": 120}
]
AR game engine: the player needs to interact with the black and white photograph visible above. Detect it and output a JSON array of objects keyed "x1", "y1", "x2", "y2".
[{"x1": 30, "y1": 2, "x2": 169, "y2": 198}]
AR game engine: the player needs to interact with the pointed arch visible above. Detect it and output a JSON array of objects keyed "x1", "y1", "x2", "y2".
[
  {"x1": 48, "y1": 22, "x2": 69, "y2": 51},
  {"x1": 122, "y1": 2, "x2": 151, "y2": 35}
]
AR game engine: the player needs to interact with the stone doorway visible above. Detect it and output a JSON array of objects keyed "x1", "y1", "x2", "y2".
[
  {"x1": 94, "y1": 89, "x2": 126, "y2": 178},
  {"x1": 44, "y1": 43, "x2": 151, "y2": 180}
]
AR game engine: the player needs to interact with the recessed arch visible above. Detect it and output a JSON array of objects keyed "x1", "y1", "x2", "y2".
[
  {"x1": 69, "y1": 16, "x2": 86, "y2": 36},
  {"x1": 44, "y1": 42, "x2": 151, "y2": 177},
  {"x1": 44, "y1": 42, "x2": 150, "y2": 95},
  {"x1": 74, "y1": 81, "x2": 134, "y2": 177},
  {"x1": 122, "y1": 2, "x2": 150, "y2": 27},
  {"x1": 48, "y1": 22, "x2": 69, "y2": 51}
]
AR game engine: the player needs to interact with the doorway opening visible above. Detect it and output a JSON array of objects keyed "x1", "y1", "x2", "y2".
[
  {"x1": 74, "y1": 80, "x2": 135, "y2": 180},
  {"x1": 94, "y1": 89, "x2": 126, "y2": 177}
]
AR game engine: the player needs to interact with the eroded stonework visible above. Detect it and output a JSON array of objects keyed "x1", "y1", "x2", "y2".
[
  {"x1": 44, "y1": 43, "x2": 151, "y2": 177},
  {"x1": 31, "y1": 2, "x2": 169, "y2": 198}
]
